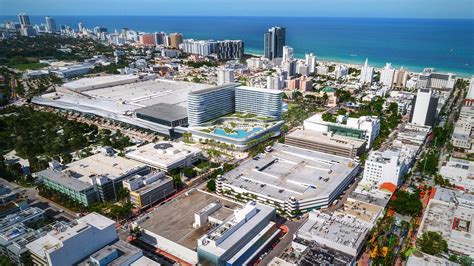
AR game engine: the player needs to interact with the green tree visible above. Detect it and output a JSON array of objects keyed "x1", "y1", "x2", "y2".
[
  {"x1": 321, "y1": 112, "x2": 336, "y2": 122},
  {"x1": 207, "y1": 179, "x2": 216, "y2": 192},
  {"x1": 417, "y1": 231, "x2": 448, "y2": 256},
  {"x1": 389, "y1": 190, "x2": 422, "y2": 216}
]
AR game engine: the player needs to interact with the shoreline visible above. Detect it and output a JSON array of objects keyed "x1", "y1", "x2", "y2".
[{"x1": 244, "y1": 52, "x2": 472, "y2": 78}]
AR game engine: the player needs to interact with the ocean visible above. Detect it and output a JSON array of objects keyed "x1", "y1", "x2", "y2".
[{"x1": 1, "y1": 16, "x2": 473, "y2": 76}]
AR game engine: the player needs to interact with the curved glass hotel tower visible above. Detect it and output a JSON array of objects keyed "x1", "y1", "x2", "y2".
[
  {"x1": 235, "y1": 86, "x2": 283, "y2": 119},
  {"x1": 187, "y1": 84, "x2": 237, "y2": 126}
]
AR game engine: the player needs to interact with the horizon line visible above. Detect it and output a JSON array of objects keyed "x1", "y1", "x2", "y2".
[{"x1": 1, "y1": 14, "x2": 473, "y2": 20}]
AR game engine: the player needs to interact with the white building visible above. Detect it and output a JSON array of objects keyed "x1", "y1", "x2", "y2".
[
  {"x1": 410, "y1": 88, "x2": 439, "y2": 127},
  {"x1": 418, "y1": 188, "x2": 474, "y2": 258},
  {"x1": 451, "y1": 106, "x2": 474, "y2": 151},
  {"x1": 393, "y1": 67, "x2": 409, "y2": 88},
  {"x1": 335, "y1": 65, "x2": 349, "y2": 79},
  {"x1": 282, "y1": 46, "x2": 294, "y2": 62},
  {"x1": 439, "y1": 157, "x2": 474, "y2": 192},
  {"x1": 282, "y1": 59, "x2": 297, "y2": 76},
  {"x1": 407, "y1": 252, "x2": 460, "y2": 266},
  {"x1": 316, "y1": 65, "x2": 329, "y2": 76},
  {"x1": 182, "y1": 39, "x2": 218, "y2": 56},
  {"x1": 380, "y1": 63, "x2": 395, "y2": 88},
  {"x1": 235, "y1": 86, "x2": 283, "y2": 119},
  {"x1": 467, "y1": 76, "x2": 474, "y2": 99},
  {"x1": 217, "y1": 143, "x2": 360, "y2": 215},
  {"x1": 125, "y1": 141, "x2": 202, "y2": 172},
  {"x1": 26, "y1": 213, "x2": 117, "y2": 266},
  {"x1": 305, "y1": 53, "x2": 317, "y2": 74},
  {"x1": 296, "y1": 210, "x2": 370, "y2": 258},
  {"x1": 304, "y1": 114, "x2": 381, "y2": 149},
  {"x1": 267, "y1": 75, "x2": 284, "y2": 90},
  {"x1": 296, "y1": 62, "x2": 309, "y2": 76},
  {"x1": 217, "y1": 69, "x2": 235, "y2": 85},
  {"x1": 359, "y1": 58, "x2": 374, "y2": 84},
  {"x1": 417, "y1": 68, "x2": 456, "y2": 90},
  {"x1": 197, "y1": 202, "x2": 278, "y2": 265},
  {"x1": 246, "y1": 57, "x2": 266, "y2": 70},
  {"x1": 362, "y1": 147, "x2": 415, "y2": 188}
]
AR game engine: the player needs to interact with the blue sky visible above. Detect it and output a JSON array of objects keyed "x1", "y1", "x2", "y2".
[{"x1": 1, "y1": 0, "x2": 473, "y2": 19}]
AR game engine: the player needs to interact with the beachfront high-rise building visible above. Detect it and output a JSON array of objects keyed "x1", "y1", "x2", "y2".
[
  {"x1": 169, "y1": 33, "x2": 183, "y2": 49},
  {"x1": 380, "y1": 63, "x2": 396, "y2": 88},
  {"x1": 417, "y1": 68, "x2": 456, "y2": 90},
  {"x1": 267, "y1": 75, "x2": 284, "y2": 90},
  {"x1": 78, "y1": 22, "x2": 85, "y2": 32},
  {"x1": 466, "y1": 76, "x2": 474, "y2": 99},
  {"x1": 217, "y1": 69, "x2": 235, "y2": 85},
  {"x1": 282, "y1": 59, "x2": 297, "y2": 77},
  {"x1": 235, "y1": 86, "x2": 283, "y2": 119},
  {"x1": 335, "y1": 65, "x2": 349, "y2": 79},
  {"x1": 155, "y1": 32, "x2": 168, "y2": 46},
  {"x1": 45, "y1": 16, "x2": 57, "y2": 33},
  {"x1": 18, "y1": 12, "x2": 36, "y2": 37},
  {"x1": 264, "y1": 27, "x2": 286, "y2": 60},
  {"x1": 394, "y1": 67, "x2": 409, "y2": 88},
  {"x1": 305, "y1": 53, "x2": 317, "y2": 74},
  {"x1": 94, "y1": 27, "x2": 108, "y2": 35},
  {"x1": 282, "y1": 46, "x2": 294, "y2": 62},
  {"x1": 140, "y1": 33, "x2": 156, "y2": 46},
  {"x1": 360, "y1": 58, "x2": 374, "y2": 84},
  {"x1": 296, "y1": 61, "x2": 309, "y2": 76},
  {"x1": 18, "y1": 13, "x2": 31, "y2": 27},
  {"x1": 217, "y1": 40, "x2": 244, "y2": 60},
  {"x1": 187, "y1": 84, "x2": 238, "y2": 126},
  {"x1": 410, "y1": 88, "x2": 439, "y2": 127},
  {"x1": 182, "y1": 39, "x2": 218, "y2": 56}
]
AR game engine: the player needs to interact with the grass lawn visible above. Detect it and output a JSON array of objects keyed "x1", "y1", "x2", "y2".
[
  {"x1": 13, "y1": 62, "x2": 48, "y2": 71},
  {"x1": 404, "y1": 247, "x2": 416, "y2": 258}
]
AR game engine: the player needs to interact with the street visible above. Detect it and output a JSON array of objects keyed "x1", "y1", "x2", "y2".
[
  {"x1": 0, "y1": 178, "x2": 77, "y2": 221},
  {"x1": 259, "y1": 218, "x2": 306, "y2": 265}
]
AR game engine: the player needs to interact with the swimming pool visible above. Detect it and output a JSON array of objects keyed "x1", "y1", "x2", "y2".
[{"x1": 213, "y1": 127, "x2": 263, "y2": 139}]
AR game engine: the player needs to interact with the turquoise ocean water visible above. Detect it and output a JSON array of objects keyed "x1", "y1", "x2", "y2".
[{"x1": 1, "y1": 16, "x2": 473, "y2": 76}]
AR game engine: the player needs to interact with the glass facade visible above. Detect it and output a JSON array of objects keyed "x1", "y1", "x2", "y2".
[{"x1": 187, "y1": 85, "x2": 236, "y2": 125}]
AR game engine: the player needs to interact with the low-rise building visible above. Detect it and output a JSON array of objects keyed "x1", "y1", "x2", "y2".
[
  {"x1": 135, "y1": 103, "x2": 189, "y2": 130},
  {"x1": 26, "y1": 213, "x2": 117, "y2": 266},
  {"x1": 0, "y1": 207, "x2": 44, "y2": 231},
  {"x1": 0, "y1": 221, "x2": 68, "y2": 266},
  {"x1": 0, "y1": 184, "x2": 28, "y2": 218},
  {"x1": 340, "y1": 197, "x2": 385, "y2": 227},
  {"x1": 50, "y1": 63, "x2": 94, "y2": 79},
  {"x1": 361, "y1": 146, "x2": 416, "y2": 190},
  {"x1": 77, "y1": 240, "x2": 146, "y2": 266},
  {"x1": 197, "y1": 202, "x2": 278, "y2": 266},
  {"x1": 123, "y1": 172, "x2": 176, "y2": 209},
  {"x1": 396, "y1": 123, "x2": 431, "y2": 147},
  {"x1": 285, "y1": 128, "x2": 366, "y2": 158},
  {"x1": 417, "y1": 187, "x2": 474, "y2": 258},
  {"x1": 451, "y1": 133, "x2": 472, "y2": 150},
  {"x1": 407, "y1": 251, "x2": 460, "y2": 266},
  {"x1": 304, "y1": 114, "x2": 380, "y2": 149},
  {"x1": 37, "y1": 153, "x2": 150, "y2": 206},
  {"x1": 295, "y1": 210, "x2": 370, "y2": 259},
  {"x1": 217, "y1": 143, "x2": 360, "y2": 215},
  {"x1": 451, "y1": 106, "x2": 474, "y2": 151},
  {"x1": 439, "y1": 157, "x2": 474, "y2": 192},
  {"x1": 125, "y1": 141, "x2": 202, "y2": 172},
  {"x1": 133, "y1": 190, "x2": 242, "y2": 265}
]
